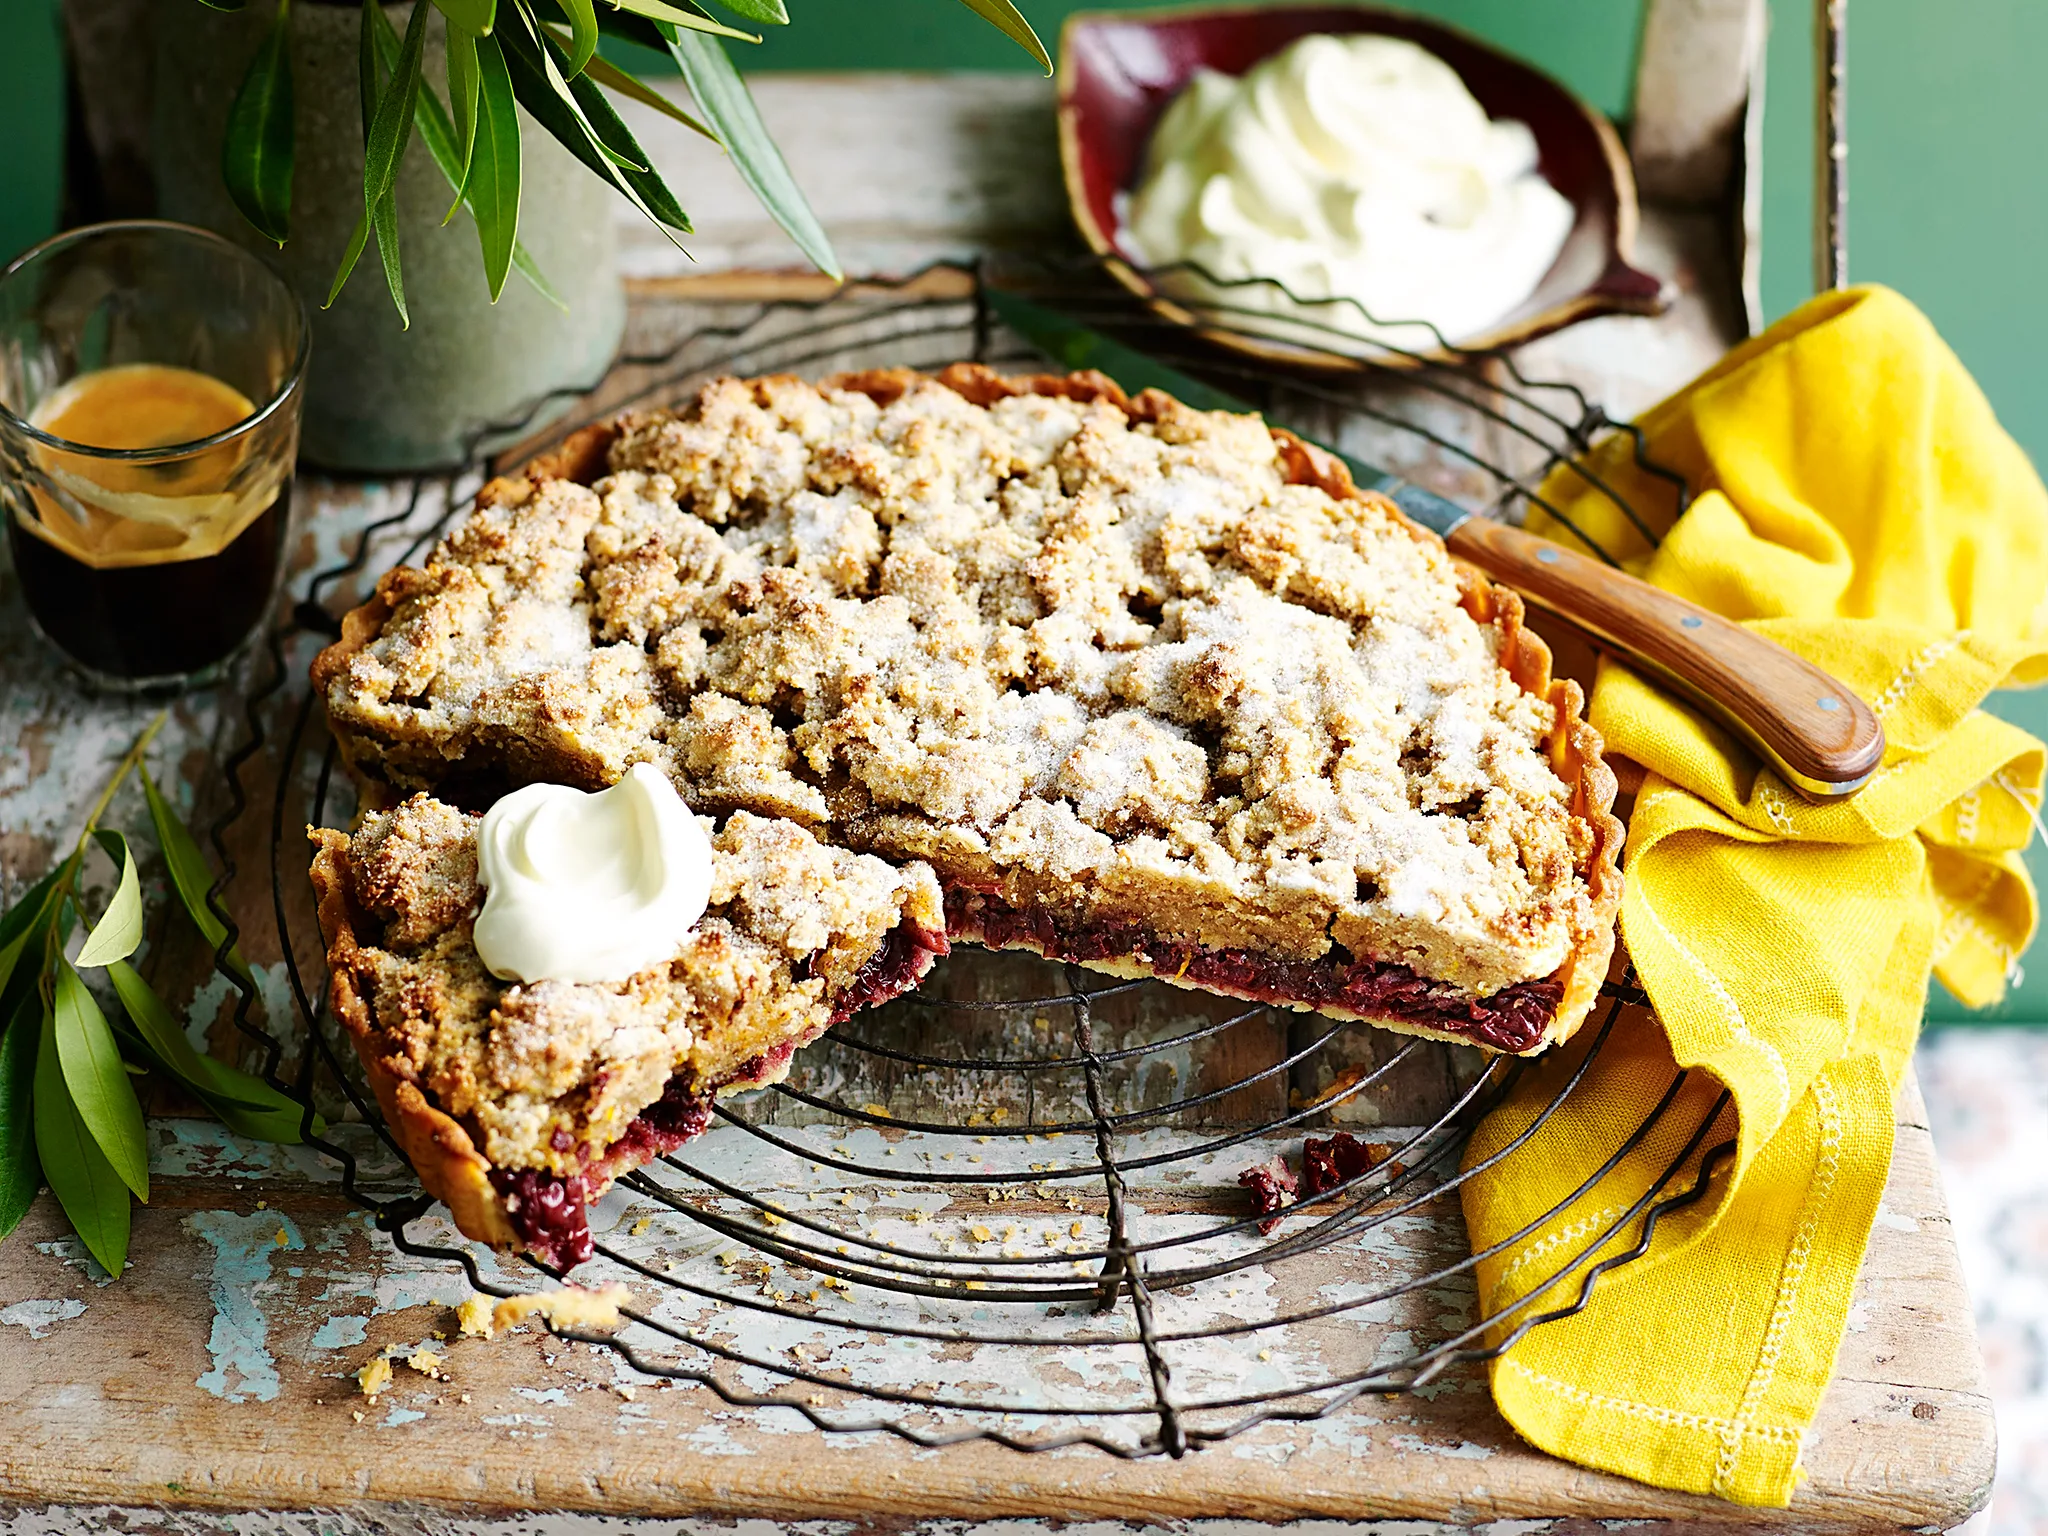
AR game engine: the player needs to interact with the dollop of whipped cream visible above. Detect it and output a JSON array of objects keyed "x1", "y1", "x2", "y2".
[
  {"x1": 473, "y1": 764, "x2": 713, "y2": 985},
  {"x1": 1121, "y1": 33, "x2": 1576, "y2": 349}
]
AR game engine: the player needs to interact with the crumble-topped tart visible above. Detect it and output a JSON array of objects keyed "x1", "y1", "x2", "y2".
[
  {"x1": 315, "y1": 365, "x2": 1620, "y2": 1069},
  {"x1": 309, "y1": 796, "x2": 946, "y2": 1267}
]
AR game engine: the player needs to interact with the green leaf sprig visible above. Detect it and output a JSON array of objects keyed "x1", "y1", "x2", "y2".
[
  {"x1": 0, "y1": 718, "x2": 318, "y2": 1278},
  {"x1": 206, "y1": 0, "x2": 1050, "y2": 320}
]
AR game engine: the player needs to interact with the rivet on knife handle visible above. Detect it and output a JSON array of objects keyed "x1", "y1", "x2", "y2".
[{"x1": 1443, "y1": 517, "x2": 1887, "y2": 801}]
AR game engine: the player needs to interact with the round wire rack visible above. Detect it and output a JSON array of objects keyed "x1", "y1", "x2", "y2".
[{"x1": 202, "y1": 254, "x2": 1731, "y2": 1461}]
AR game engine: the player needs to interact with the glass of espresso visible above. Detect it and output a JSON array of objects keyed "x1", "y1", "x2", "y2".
[{"x1": 0, "y1": 221, "x2": 309, "y2": 690}]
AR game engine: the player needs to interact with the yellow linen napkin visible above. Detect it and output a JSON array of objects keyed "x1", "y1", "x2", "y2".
[{"x1": 1461, "y1": 285, "x2": 2048, "y2": 1505}]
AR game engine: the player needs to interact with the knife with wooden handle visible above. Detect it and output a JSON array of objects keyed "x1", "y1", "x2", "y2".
[{"x1": 989, "y1": 288, "x2": 1886, "y2": 800}]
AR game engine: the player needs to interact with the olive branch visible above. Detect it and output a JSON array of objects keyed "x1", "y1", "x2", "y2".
[
  {"x1": 0, "y1": 717, "x2": 318, "y2": 1277},
  {"x1": 204, "y1": 0, "x2": 1051, "y2": 324}
]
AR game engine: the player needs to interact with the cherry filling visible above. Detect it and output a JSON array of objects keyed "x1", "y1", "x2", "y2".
[
  {"x1": 489, "y1": 918, "x2": 947, "y2": 1267},
  {"x1": 943, "y1": 887, "x2": 1562, "y2": 1054},
  {"x1": 489, "y1": 1168, "x2": 594, "y2": 1271},
  {"x1": 829, "y1": 919, "x2": 950, "y2": 1024},
  {"x1": 1237, "y1": 1155, "x2": 1297, "y2": 1235},
  {"x1": 1238, "y1": 1132, "x2": 1396, "y2": 1234}
]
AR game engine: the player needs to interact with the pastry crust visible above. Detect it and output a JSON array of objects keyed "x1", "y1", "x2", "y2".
[
  {"x1": 313, "y1": 365, "x2": 1620, "y2": 1068},
  {"x1": 312, "y1": 827, "x2": 520, "y2": 1250}
]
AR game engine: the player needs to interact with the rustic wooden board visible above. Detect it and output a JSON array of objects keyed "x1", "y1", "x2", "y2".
[{"x1": 0, "y1": 1076, "x2": 1989, "y2": 1532}]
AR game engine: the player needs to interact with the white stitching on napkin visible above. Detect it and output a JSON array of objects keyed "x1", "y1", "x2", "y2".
[
  {"x1": 1870, "y1": 637, "x2": 1962, "y2": 719},
  {"x1": 1487, "y1": 1203, "x2": 1632, "y2": 1308},
  {"x1": 1755, "y1": 776, "x2": 1799, "y2": 837},
  {"x1": 1634, "y1": 884, "x2": 1793, "y2": 1119},
  {"x1": 1710, "y1": 1071, "x2": 1843, "y2": 1498},
  {"x1": 1955, "y1": 788, "x2": 1982, "y2": 846},
  {"x1": 1498, "y1": 1357, "x2": 1803, "y2": 1443},
  {"x1": 1932, "y1": 867, "x2": 2015, "y2": 974}
]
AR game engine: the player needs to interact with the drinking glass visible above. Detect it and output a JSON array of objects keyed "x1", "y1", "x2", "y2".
[{"x1": 0, "y1": 221, "x2": 310, "y2": 691}]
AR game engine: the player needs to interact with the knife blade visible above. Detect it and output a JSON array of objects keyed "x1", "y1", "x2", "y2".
[{"x1": 987, "y1": 288, "x2": 1885, "y2": 801}]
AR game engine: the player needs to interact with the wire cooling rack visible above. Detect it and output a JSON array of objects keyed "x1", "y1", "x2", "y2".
[{"x1": 199, "y1": 255, "x2": 1732, "y2": 1460}]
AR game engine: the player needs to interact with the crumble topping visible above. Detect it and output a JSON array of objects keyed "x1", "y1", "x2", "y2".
[
  {"x1": 328, "y1": 795, "x2": 941, "y2": 1176},
  {"x1": 323, "y1": 374, "x2": 1598, "y2": 998}
]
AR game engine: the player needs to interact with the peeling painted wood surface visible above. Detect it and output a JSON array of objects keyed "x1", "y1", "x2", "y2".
[
  {"x1": 0, "y1": 71, "x2": 1992, "y2": 1533},
  {"x1": 0, "y1": 1088, "x2": 1990, "y2": 1531}
]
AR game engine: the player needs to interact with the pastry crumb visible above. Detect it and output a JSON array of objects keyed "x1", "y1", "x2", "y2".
[
  {"x1": 406, "y1": 1347, "x2": 446, "y2": 1379},
  {"x1": 456, "y1": 1294, "x2": 496, "y2": 1339},
  {"x1": 491, "y1": 1283, "x2": 632, "y2": 1334},
  {"x1": 356, "y1": 1355, "x2": 392, "y2": 1397}
]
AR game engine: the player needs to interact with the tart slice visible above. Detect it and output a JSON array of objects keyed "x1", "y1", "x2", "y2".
[
  {"x1": 314, "y1": 364, "x2": 1621, "y2": 1059},
  {"x1": 310, "y1": 795, "x2": 946, "y2": 1267}
]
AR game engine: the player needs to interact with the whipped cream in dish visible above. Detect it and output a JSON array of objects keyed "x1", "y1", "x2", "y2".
[
  {"x1": 1121, "y1": 33, "x2": 1576, "y2": 351},
  {"x1": 474, "y1": 763, "x2": 712, "y2": 985}
]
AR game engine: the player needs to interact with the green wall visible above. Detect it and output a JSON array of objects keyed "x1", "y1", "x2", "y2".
[
  {"x1": 739, "y1": 0, "x2": 1646, "y2": 116},
  {"x1": 0, "y1": 0, "x2": 61, "y2": 270}
]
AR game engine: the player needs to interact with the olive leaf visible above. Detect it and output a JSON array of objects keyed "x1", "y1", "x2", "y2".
[
  {"x1": 665, "y1": 27, "x2": 837, "y2": 278},
  {"x1": 612, "y1": 0, "x2": 757, "y2": 42},
  {"x1": 105, "y1": 961, "x2": 320, "y2": 1143},
  {"x1": 370, "y1": 2, "x2": 558, "y2": 306},
  {"x1": 499, "y1": 1, "x2": 691, "y2": 239},
  {"x1": 325, "y1": 217, "x2": 374, "y2": 311},
  {"x1": 220, "y1": 0, "x2": 296, "y2": 244},
  {"x1": 0, "y1": 869, "x2": 66, "y2": 1025},
  {"x1": 140, "y1": 767, "x2": 251, "y2": 986},
  {"x1": 522, "y1": 6, "x2": 645, "y2": 174},
  {"x1": 558, "y1": 0, "x2": 599, "y2": 77},
  {"x1": 1, "y1": 874, "x2": 74, "y2": 1030},
  {"x1": 325, "y1": 0, "x2": 388, "y2": 308},
  {"x1": 561, "y1": 54, "x2": 659, "y2": 177},
  {"x1": 431, "y1": 0, "x2": 497, "y2": 36},
  {"x1": 371, "y1": 190, "x2": 408, "y2": 325},
  {"x1": 363, "y1": 0, "x2": 432, "y2": 210},
  {"x1": 0, "y1": 720, "x2": 327, "y2": 1275},
  {"x1": 0, "y1": 926, "x2": 37, "y2": 1012},
  {"x1": 35, "y1": 1002, "x2": 131, "y2": 1278},
  {"x1": 444, "y1": 21, "x2": 482, "y2": 218},
  {"x1": 53, "y1": 961, "x2": 149, "y2": 1202},
  {"x1": 0, "y1": 868, "x2": 63, "y2": 954},
  {"x1": 706, "y1": 0, "x2": 786, "y2": 26},
  {"x1": 949, "y1": 0, "x2": 1048, "y2": 72},
  {"x1": 75, "y1": 831, "x2": 143, "y2": 969},
  {"x1": 538, "y1": 27, "x2": 717, "y2": 143},
  {"x1": 327, "y1": 0, "x2": 413, "y2": 316},
  {"x1": 0, "y1": 993, "x2": 41, "y2": 1245},
  {"x1": 472, "y1": 35, "x2": 527, "y2": 302},
  {"x1": 363, "y1": 0, "x2": 432, "y2": 325}
]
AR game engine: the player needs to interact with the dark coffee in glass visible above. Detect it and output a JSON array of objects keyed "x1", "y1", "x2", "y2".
[{"x1": 0, "y1": 222, "x2": 309, "y2": 690}]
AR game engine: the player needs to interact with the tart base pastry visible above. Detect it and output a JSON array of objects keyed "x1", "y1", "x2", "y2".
[{"x1": 309, "y1": 365, "x2": 1621, "y2": 1259}]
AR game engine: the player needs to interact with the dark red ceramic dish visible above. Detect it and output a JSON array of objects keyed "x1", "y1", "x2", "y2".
[{"x1": 1057, "y1": 3, "x2": 1670, "y2": 368}]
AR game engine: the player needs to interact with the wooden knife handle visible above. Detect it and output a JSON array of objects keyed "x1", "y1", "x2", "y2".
[{"x1": 1445, "y1": 518, "x2": 1886, "y2": 799}]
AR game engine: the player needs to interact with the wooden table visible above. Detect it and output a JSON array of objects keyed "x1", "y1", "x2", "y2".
[{"x1": 0, "y1": 29, "x2": 1997, "y2": 1535}]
